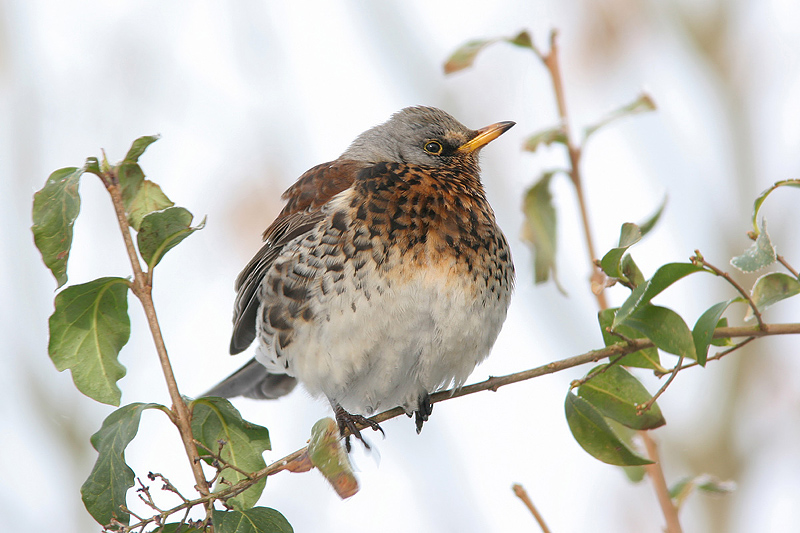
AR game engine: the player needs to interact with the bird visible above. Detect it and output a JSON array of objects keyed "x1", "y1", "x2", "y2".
[{"x1": 204, "y1": 106, "x2": 515, "y2": 449}]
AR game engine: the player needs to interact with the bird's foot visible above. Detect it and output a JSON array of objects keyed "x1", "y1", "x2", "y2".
[
  {"x1": 332, "y1": 404, "x2": 384, "y2": 452},
  {"x1": 414, "y1": 393, "x2": 433, "y2": 434}
]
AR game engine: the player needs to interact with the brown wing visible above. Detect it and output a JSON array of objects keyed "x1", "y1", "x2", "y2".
[{"x1": 229, "y1": 160, "x2": 365, "y2": 354}]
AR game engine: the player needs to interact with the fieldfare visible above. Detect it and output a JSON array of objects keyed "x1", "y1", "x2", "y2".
[{"x1": 205, "y1": 106, "x2": 515, "y2": 448}]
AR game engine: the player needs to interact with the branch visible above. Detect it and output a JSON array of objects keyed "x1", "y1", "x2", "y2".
[
  {"x1": 641, "y1": 432, "x2": 683, "y2": 533},
  {"x1": 122, "y1": 322, "x2": 800, "y2": 531},
  {"x1": 103, "y1": 172, "x2": 211, "y2": 502},
  {"x1": 537, "y1": 30, "x2": 608, "y2": 309}
]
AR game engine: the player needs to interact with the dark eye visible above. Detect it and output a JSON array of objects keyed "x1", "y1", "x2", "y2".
[{"x1": 423, "y1": 140, "x2": 443, "y2": 155}]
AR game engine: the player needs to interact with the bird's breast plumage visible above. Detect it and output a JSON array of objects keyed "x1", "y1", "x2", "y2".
[{"x1": 253, "y1": 161, "x2": 514, "y2": 415}]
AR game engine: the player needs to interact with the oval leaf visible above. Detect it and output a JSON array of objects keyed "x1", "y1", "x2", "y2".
[
  {"x1": 598, "y1": 308, "x2": 662, "y2": 370},
  {"x1": 309, "y1": 418, "x2": 359, "y2": 499},
  {"x1": 745, "y1": 272, "x2": 800, "y2": 321},
  {"x1": 212, "y1": 508, "x2": 293, "y2": 533},
  {"x1": 600, "y1": 223, "x2": 642, "y2": 279},
  {"x1": 624, "y1": 305, "x2": 697, "y2": 360},
  {"x1": 137, "y1": 207, "x2": 204, "y2": 269},
  {"x1": 751, "y1": 179, "x2": 800, "y2": 234},
  {"x1": 564, "y1": 392, "x2": 653, "y2": 466},
  {"x1": 584, "y1": 92, "x2": 657, "y2": 140},
  {"x1": 443, "y1": 39, "x2": 495, "y2": 74},
  {"x1": 522, "y1": 127, "x2": 567, "y2": 152},
  {"x1": 578, "y1": 365, "x2": 665, "y2": 430},
  {"x1": 521, "y1": 172, "x2": 561, "y2": 289},
  {"x1": 124, "y1": 134, "x2": 161, "y2": 163},
  {"x1": 692, "y1": 300, "x2": 734, "y2": 366},
  {"x1": 127, "y1": 179, "x2": 174, "y2": 231},
  {"x1": 192, "y1": 398, "x2": 271, "y2": 510},
  {"x1": 614, "y1": 263, "x2": 705, "y2": 328},
  {"x1": 32, "y1": 166, "x2": 85, "y2": 288},
  {"x1": 81, "y1": 403, "x2": 160, "y2": 527},
  {"x1": 48, "y1": 277, "x2": 130, "y2": 405},
  {"x1": 731, "y1": 218, "x2": 776, "y2": 273}
]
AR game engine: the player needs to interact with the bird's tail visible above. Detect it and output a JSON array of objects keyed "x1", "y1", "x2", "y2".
[{"x1": 202, "y1": 357, "x2": 297, "y2": 400}]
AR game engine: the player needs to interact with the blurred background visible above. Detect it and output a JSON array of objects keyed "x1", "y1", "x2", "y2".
[{"x1": 2, "y1": 1, "x2": 800, "y2": 531}]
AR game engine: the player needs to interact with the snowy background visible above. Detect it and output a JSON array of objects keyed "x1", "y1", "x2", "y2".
[{"x1": 2, "y1": 1, "x2": 800, "y2": 532}]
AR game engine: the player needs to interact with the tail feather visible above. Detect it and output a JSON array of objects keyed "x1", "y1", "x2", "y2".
[{"x1": 202, "y1": 358, "x2": 297, "y2": 400}]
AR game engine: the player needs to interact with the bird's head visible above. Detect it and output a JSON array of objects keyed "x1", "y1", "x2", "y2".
[{"x1": 341, "y1": 106, "x2": 515, "y2": 169}]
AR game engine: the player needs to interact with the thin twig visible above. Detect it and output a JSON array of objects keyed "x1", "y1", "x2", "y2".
[
  {"x1": 777, "y1": 254, "x2": 800, "y2": 279},
  {"x1": 655, "y1": 336, "x2": 757, "y2": 376},
  {"x1": 641, "y1": 432, "x2": 683, "y2": 533},
  {"x1": 638, "y1": 355, "x2": 683, "y2": 414},
  {"x1": 693, "y1": 250, "x2": 765, "y2": 330},
  {"x1": 536, "y1": 30, "x2": 608, "y2": 309},
  {"x1": 512, "y1": 484, "x2": 552, "y2": 533},
  {"x1": 121, "y1": 323, "x2": 799, "y2": 531},
  {"x1": 102, "y1": 172, "x2": 211, "y2": 505}
]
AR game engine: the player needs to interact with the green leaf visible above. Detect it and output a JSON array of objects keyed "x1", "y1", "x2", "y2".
[
  {"x1": 443, "y1": 39, "x2": 496, "y2": 74},
  {"x1": 605, "y1": 419, "x2": 647, "y2": 482},
  {"x1": 750, "y1": 179, "x2": 800, "y2": 234},
  {"x1": 522, "y1": 127, "x2": 568, "y2": 152},
  {"x1": 578, "y1": 365, "x2": 665, "y2": 430},
  {"x1": 521, "y1": 172, "x2": 562, "y2": 290},
  {"x1": 81, "y1": 403, "x2": 160, "y2": 527},
  {"x1": 598, "y1": 308, "x2": 661, "y2": 370},
  {"x1": 624, "y1": 305, "x2": 697, "y2": 360},
  {"x1": 213, "y1": 508, "x2": 293, "y2": 533},
  {"x1": 600, "y1": 223, "x2": 642, "y2": 279},
  {"x1": 692, "y1": 300, "x2": 734, "y2": 366},
  {"x1": 124, "y1": 134, "x2": 161, "y2": 163},
  {"x1": 564, "y1": 392, "x2": 653, "y2": 466},
  {"x1": 127, "y1": 179, "x2": 174, "y2": 231},
  {"x1": 48, "y1": 277, "x2": 130, "y2": 405},
  {"x1": 31, "y1": 166, "x2": 85, "y2": 288},
  {"x1": 731, "y1": 218, "x2": 776, "y2": 273},
  {"x1": 638, "y1": 197, "x2": 667, "y2": 237},
  {"x1": 614, "y1": 263, "x2": 705, "y2": 328},
  {"x1": 620, "y1": 254, "x2": 645, "y2": 288},
  {"x1": 154, "y1": 525, "x2": 202, "y2": 533},
  {"x1": 507, "y1": 30, "x2": 534, "y2": 49},
  {"x1": 118, "y1": 162, "x2": 146, "y2": 209},
  {"x1": 137, "y1": 207, "x2": 204, "y2": 269},
  {"x1": 192, "y1": 398, "x2": 271, "y2": 510},
  {"x1": 309, "y1": 418, "x2": 359, "y2": 499},
  {"x1": 670, "y1": 475, "x2": 736, "y2": 510},
  {"x1": 710, "y1": 317, "x2": 734, "y2": 347},
  {"x1": 745, "y1": 272, "x2": 800, "y2": 321},
  {"x1": 584, "y1": 92, "x2": 656, "y2": 140}
]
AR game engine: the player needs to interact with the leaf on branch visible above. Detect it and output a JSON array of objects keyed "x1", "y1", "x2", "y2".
[
  {"x1": 81, "y1": 403, "x2": 161, "y2": 527},
  {"x1": 578, "y1": 365, "x2": 665, "y2": 430},
  {"x1": 613, "y1": 262, "x2": 705, "y2": 328},
  {"x1": 564, "y1": 392, "x2": 653, "y2": 466},
  {"x1": 521, "y1": 172, "x2": 563, "y2": 291},
  {"x1": 48, "y1": 277, "x2": 130, "y2": 405},
  {"x1": 670, "y1": 474, "x2": 736, "y2": 510},
  {"x1": 731, "y1": 218, "x2": 776, "y2": 273},
  {"x1": 692, "y1": 300, "x2": 735, "y2": 366},
  {"x1": 212, "y1": 507, "x2": 293, "y2": 533},
  {"x1": 137, "y1": 207, "x2": 205, "y2": 269},
  {"x1": 32, "y1": 166, "x2": 86, "y2": 288},
  {"x1": 600, "y1": 200, "x2": 666, "y2": 283},
  {"x1": 624, "y1": 304, "x2": 698, "y2": 360},
  {"x1": 583, "y1": 92, "x2": 657, "y2": 141},
  {"x1": 750, "y1": 179, "x2": 800, "y2": 235},
  {"x1": 600, "y1": 223, "x2": 642, "y2": 280},
  {"x1": 522, "y1": 126, "x2": 568, "y2": 152},
  {"x1": 745, "y1": 272, "x2": 800, "y2": 322},
  {"x1": 308, "y1": 418, "x2": 359, "y2": 499},
  {"x1": 124, "y1": 134, "x2": 161, "y2": 163},
  {"x1": 154, "y1": 525, "x2": 202, "y2": 533},
  {"x1": 598, "y1": 308, "x2": 661, "y2": 370},
  {"x1": 443, "y1": 30, "x2": 536, "y2": 74},
  {"x1": 192, "y1": 398, "x2": 271, "y2": 510},
  {"x1": 443, "y1": 39, "x2": 496, "y2": 74},
  {"x1": 127, "y1": 180, "x2": 175, "y2": 231}
]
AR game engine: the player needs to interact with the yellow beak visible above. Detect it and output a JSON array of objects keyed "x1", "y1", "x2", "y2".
[{"x1": 458, "y1": 121, "x2": 516, "y2": 153}]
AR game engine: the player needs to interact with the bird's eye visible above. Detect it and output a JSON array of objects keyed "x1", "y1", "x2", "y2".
[{"x1": 423, "y1": 140, "x2": 443, "y2": 155}]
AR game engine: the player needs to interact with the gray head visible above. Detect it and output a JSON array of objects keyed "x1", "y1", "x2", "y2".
[{"x1": 341, "y1": 106, "x2": 514, "y2": 167}]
